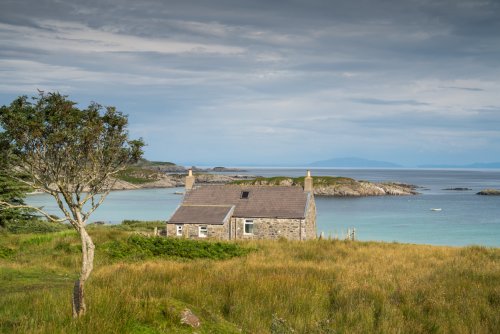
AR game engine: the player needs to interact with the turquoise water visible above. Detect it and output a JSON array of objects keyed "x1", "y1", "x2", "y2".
[{"x1": 26, "y1": 169, "x2": 500, "y2": 247}]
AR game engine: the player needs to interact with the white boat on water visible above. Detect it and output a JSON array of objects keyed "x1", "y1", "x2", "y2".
[{"x1": 430, "y1": 208, "x2": 442, "y2": 211}]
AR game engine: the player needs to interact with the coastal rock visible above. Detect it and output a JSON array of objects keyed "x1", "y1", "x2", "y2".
[
  {"x1": 314, "y1": 181, "x2": 417, "y2": 197},
  {"x1": 234, "y1": 176, "x2": 418, "y2": 197},
  {"x1": 443, "y1": 187, "x2": 472, "y2": 191},
  {"x1": 477, "y1": 189, "x2": 500, "y2": 195},
  {"x1": 180, "y1": 308, "x2": 201, "y2": 328},
  {"x1": 112, "y1": 179, "x2": 142, "y2": 190}
]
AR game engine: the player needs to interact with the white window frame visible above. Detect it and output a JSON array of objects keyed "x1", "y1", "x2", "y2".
[
  {"x1": 176, "y1": 224, "x2": 183, "y2": 236},
  {"x1": 198, "y1": 225, "x2": 208, "y2": 238},
  {"x1": 244, "y1": 219, "x2": 254, "y2": 235}
]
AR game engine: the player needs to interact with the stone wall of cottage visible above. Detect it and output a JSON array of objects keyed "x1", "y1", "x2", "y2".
[
  {"x1": 304, "y1": 194, "x2": 317, "y2": 240},
  {"x1": 231, "y1": 217, "x2": 303, "y2": 240},
  {"x1": 166, "y1": 223, "x2": 229, "y2": 240}
]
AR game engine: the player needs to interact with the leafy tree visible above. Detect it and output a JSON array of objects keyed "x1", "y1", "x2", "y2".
[
  {"x1": 0, "y1": 135, "x2": 35, "y2": 228},
  {"x1": 0, "y1": 92, "x2": 144, "y2": 317}
]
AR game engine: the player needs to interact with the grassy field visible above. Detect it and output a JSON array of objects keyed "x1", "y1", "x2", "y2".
[{"x1": 1, "y1": 224, "x2": 499, "y2": 333}]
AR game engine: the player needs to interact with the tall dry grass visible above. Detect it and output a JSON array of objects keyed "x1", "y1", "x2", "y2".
[{"x1": 1, "y1": 227, "x2": 499, "y2": 333}]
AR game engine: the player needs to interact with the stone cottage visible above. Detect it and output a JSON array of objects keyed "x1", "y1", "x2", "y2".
[{"x1": 167, "y1": 170, "x2": 316, "y2": 240}]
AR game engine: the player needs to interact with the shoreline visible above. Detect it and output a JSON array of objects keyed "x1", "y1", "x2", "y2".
[{"x1": 112, "y1": 173, "x2": 419, "y2": 197}]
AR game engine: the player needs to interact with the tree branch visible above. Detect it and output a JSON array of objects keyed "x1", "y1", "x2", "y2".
[
  {"x1": 0, "y1": 201, "x2": 68, "y2": 223},
  {"x1": 82, "y1": 189, "x2": 111, "y2": 222}
]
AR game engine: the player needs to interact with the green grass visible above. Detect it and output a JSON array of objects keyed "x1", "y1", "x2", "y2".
[
  {"x1": 116, "y1": 167, "x2": 162, "y2": 184},
  {"x1": 134, "y1": 159, "x2": 176, "y2": 167},
  {"x1": 2, "y1": 219, "x2": 72, "y2": 234},
  {"x1": 1, "y1": 226, "x2": 499, "y2": 333}
]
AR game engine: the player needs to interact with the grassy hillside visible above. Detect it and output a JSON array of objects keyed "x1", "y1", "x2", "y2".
[
  {"x1": 1, "y1": 225, "x2": 499, "y2": 333},
  {"x1": 134, "y1": 159, "x2": 176, "y2": 167},
  {"x1": 116, "y1": 167, "x2": 163, "y2": 184},
  {"x1": 115, "y1": 159, "x2": 182, "y2": 184}
]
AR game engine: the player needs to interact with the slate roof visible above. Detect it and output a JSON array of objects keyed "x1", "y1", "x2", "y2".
[
  {"x1": 170, "y1": 185, "x2": 309, "y2": 221},
  {"x1": 169, "y1": 205, "x2": 234, "y2": 225}
]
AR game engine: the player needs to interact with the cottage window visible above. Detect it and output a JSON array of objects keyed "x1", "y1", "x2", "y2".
[
  {"x1": 176, "y1": 224, "x2": 183, "y2": 236},
  {"x1": 241, "y1": 191, "x2": 250, "y2": 199},
  {"x1": 198, "y1": 226, "x2": 208, "y2": 238},
  {"x1": 244, "y1": 220, "x2": 254, "y2": 235}
]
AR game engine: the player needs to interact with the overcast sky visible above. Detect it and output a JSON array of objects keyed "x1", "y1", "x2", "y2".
[{"x1": 1, "y1": 0, "x2": 499, "y2": 166}]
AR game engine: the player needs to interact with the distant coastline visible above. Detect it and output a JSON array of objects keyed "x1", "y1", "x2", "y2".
[
  {"x1": 113, "y1": 171, "x2": 418, "y2": 197},
  {"x1": 111, "y1": 163, "x2": 500, "y2": 197}
]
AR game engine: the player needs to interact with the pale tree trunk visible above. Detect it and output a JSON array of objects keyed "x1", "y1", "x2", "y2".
[{"x1": 72, "y1": 221, "x2": 95, "y2": 318}]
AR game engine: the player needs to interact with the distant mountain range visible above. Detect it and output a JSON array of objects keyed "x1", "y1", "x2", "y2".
[
  {"x1": 308, "y1": 158, "x2": 500, "y2": 169},
  {"x1": 418, "y1": 162, "x2": 500, "y2": 169},
  {"x1": 309, "y1": 157, "x2": 402, "y2": 168},
  {"x1": 174, "y1": 157, "x2": 500, "y2": 169}
]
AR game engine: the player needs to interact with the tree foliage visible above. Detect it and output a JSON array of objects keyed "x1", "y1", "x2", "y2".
[
  {"x1": 0, "y1": 92, "x2": 144, "y2": 316},
  {"x1": 0, "y1": 134, "x2": 35, "y2": 228},
  {"x1": 0, "y1": 93, "x2": 143, "y2": 221}
]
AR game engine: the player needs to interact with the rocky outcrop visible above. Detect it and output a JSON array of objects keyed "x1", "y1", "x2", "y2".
[
  {"x1": 180, "y1": 308, "x2": 201, "y2": 328},
  {"x1": 234, "y1": 176, "x2": 418, "y2": 196},
  {"x1": 314, "y1": 181, "x2": 417, "y2": 196},
  {"x1": 477, "y1": 189, "x2": 500, "y2": 195}
]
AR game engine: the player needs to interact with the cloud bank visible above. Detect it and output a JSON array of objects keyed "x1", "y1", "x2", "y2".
[{"x1": 1, "y1": 0, "x2": 499, "y2": 166}]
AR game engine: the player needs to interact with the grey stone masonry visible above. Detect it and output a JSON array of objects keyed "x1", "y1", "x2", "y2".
[
  {"x1": 231, "y1": 217, "x2": 303, "y2": 240},
  {"x1": 304, "y1": 194, "x2": 316, "y2": 240},
  {"x1": 167, "y1": 223, "x2": 229, "y2": 240},
  {"x1": 166, "y1": 170, "x2": 317, "y2": 241},
  {"x1": 167, "y1": 214, "x2": 316, "y2": 241}
]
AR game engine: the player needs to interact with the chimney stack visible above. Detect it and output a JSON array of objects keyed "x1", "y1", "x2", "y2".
[
  {"x1": 185, "y1": 168, "x2": 195, "y2": 191},
  {"x1": 304, "y1": 170, "x2": 313, "y2": 193}
]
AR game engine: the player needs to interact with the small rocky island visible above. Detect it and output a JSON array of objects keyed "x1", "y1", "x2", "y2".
[
  {"x1": 477, "y1": 189, "x2": 500, "y2": 196},
  {"x1": 232, "y1": 176, "x2": 418, "y2": 196}
]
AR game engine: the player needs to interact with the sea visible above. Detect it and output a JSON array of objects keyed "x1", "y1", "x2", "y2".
[{"x1": 25, "y1": 168, "x2": 500, "y2": 247}]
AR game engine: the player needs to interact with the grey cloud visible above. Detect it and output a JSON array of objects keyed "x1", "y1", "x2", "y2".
[
  {"x1": 350, "y1": 110, "x2": 500, "y2": 132},
  {"x1": 350, "y1": 98, "x2": 430, "y2": 106},
  {"x1": 1, "y1": 0, "x2": 500, "y2": 165},
  {"x1": 445, "y1": 86, "x2": 485, "y2": 92}
]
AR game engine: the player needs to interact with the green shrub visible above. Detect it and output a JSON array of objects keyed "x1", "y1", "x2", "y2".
[
  {"x1": 5, "y1": 219, "x2": 71, "y2": 234},
  {"x1": 122, "y1": 220, "x2": 143, "y2": 225},
  {"x1": 101, "y1": 235, "x2": 253, "y2": 260},
  {"x1": 119, "y1": 220, "x2": 165, "y2": 231}
]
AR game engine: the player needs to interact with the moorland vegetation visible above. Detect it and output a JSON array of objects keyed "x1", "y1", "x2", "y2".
[{"x1": 1, "y1": 221, "x2": 499, "y2": 333}]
